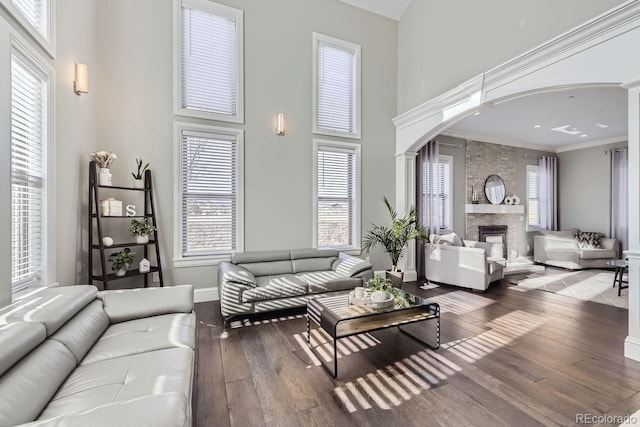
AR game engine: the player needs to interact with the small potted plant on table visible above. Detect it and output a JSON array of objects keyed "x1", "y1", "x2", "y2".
[
  {"x1": 108, "y1": 248, "x2": 136, "y2": 277},
  {"x1": 130, "y1": 219, "x2": 156, "y2": 244},
  {"x1": 131, "y1": 157, "x2": 149, "y2": 189},
  {"x1": 362, "y1": 197, "x2": 428, "y2": 287}
]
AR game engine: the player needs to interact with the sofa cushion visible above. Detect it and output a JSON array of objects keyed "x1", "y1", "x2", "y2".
[
  {"x1": 50, "y1": 300, "x2": 110, "y2": 364},
  {"x1": 574, "y1": 231, "x2": 603, "y2": 249},
  {"x1": 544, "y1": 235, "x2": 579, "y2": 251},
  {"x1": 98, "y1": 285, "x2": 194, "y2": 324},
  {"x1": 0, "y1": 285, "x2": 98, "y2": 336},
  {"x1": 231, "y1": 250, "x2": 291, "y2": 264},
  {"x1": 82, "y1": 313, "x2": 196, "y2": 365},
  {"x1": 242, "y1": 274, "x2": 308, "y2": 302},
  {"x1": 292, "y1": 257, "x2": 337, "y2": 273},
  {"x1": 0, "y1": 340, "x2": 77, "y2": 427},
  {"x1": 579, "y1": 249, "x2": 617, "y2": 260},
  {"x1": 0, "y1": 322, "x2": 46, "y2": 377},
  {"x1": 289, "y1": 248, "x2": 339, "y2": 259},
  {"x1": 297, "y1": 271, "x2": 362, "y2": 293},
  {"x1": 39, "y1": 347, "x2": 194, "y2": 420},
  {"x1": 27, "y1": 393, "x2": 190, "y2": 427},
  {"x1": 539, "y1": 228, "x2": 578, "y2": 239},
  {"x1": 237, "y1": 260, "x2": 294, "y2": 277}
]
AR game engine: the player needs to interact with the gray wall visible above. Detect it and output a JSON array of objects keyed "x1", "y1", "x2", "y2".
[
  {"x1": 96, "y1": 0, "x2": 398, "y2": 289},
  {"x1": 0, "y1": 0, "x2": 97, "y2": 306},
  {"x1": 558, "y1": 141, "x2": 627, "y2": 235},
  {"x1": 397, "y1": 0, "x2": 625, "y2": 113}
]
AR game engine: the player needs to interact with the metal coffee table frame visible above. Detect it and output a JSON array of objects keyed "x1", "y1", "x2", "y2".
[{"x1": 306, "y1": 291, "x2": 440, "y2": 378}]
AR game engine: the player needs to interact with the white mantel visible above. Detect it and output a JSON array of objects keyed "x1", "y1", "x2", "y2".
[{"x1": 465, "y1": 204, "x2": 524, "y2": 214}]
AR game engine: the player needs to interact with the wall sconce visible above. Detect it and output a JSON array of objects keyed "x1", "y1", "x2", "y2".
[
  {"x1": 74, "y1": 63, "x2": 88, "y2": 95},
  {"x1": 276, "y1": 113, "x2": 285, "y2": 135}
]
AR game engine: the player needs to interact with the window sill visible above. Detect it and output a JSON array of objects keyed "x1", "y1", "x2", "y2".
[
  {"x1": 312, "y1": 127, "x2": 361, "y2": 140},
  {"x1": 173, "y1": 255, "x2": 230, "y2": 268}
]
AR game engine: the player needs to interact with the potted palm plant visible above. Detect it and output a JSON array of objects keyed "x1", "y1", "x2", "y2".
[
  {"x1": 108, "y1": 248, "x2": 136, "y2": 276},
  {"x1": 362, "y1": 197, "x2": 428, "y2": 286}
]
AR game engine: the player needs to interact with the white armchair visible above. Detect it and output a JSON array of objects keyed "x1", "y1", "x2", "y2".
[{"x1": 425, "y1": 240, "x2": 505, "y2": 291}]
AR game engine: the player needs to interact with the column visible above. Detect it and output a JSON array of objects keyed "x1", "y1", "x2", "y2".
[
  {"x1": 396, "y1": 151, "x2": 418, "y2": 282},
  {"x1": 624, "y1": 81, "x2": 640, "y2": 361}
]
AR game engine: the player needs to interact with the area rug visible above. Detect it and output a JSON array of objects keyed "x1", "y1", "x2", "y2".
[{"x1": 510, "y1": 268, "x2": 628, "y2": 309}]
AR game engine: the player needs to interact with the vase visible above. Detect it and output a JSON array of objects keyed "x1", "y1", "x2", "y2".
[
  {"x1": 133, "y1": 179, "x2": 144, "y2": 189},
  {"x1": 136, "y1": 235, "x2": 149, "y2": 244},
  {"x1": 99, "y1": 168, "x2": 112, "y2": 186},
  {"x1": 115, "y1": 268, "x2": 127, "y2": 277},
  {"x1": 385, "y1": 270, "x2": 404, "y2": 288}
]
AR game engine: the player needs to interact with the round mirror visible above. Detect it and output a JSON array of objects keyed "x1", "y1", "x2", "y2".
[{"x1": 484, "y1": 175, "x2": 506, "y2": 204}]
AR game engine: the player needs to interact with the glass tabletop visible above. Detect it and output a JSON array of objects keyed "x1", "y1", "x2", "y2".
[{"x1": 607, "y1": 259, "x2": 628, "y2": 268}]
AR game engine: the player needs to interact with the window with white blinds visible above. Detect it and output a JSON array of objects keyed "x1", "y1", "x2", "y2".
[
  {"x1": 12, "y1": 0, "x2": 47, "y2": 36},
  {"x1": 423, "y1": 156, "x2": 452, "y2": 228},
  {"x1": 313, "y1": 33, "x2": 361, "y2": 139},
  {"x1": 527, "y1": 165, "x2": 540, "y2": 230},
  {"x1": 314, "y1": 141, "x2": 361, "y2": 249},
  {"x1": 0, "y1": 0, "x2": 53, "y2": 54},
  {"x1": 11, "y1": 51, "x2": 48, "y2": 290},
  {"x1": 177, "y1": 0, "x2": 243, "y2": 122},
  {"x1": 176, "y1": 124, "x2": 243, "y2": 263}
]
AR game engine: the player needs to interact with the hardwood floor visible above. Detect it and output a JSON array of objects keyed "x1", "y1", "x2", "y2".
[{"x1": 194, "y1": 279, "x2": 638, "y2": 427}]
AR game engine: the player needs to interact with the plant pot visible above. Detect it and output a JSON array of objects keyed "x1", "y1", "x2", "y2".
[
  {"x1": 114, "y1": 268, "x2": 127, "y2": 277},
  {"x1": 136, "y1": 235, "x2": 149, "y2": 244},
  {"x1": 386, "y1": 270, "x2": 404, "y2": 288},
  {"x1": 133, "y1": 179, "x2": 144, "y2": 189},
  {"x1": 99, "y1": 168, "x2": 112, "y2": 186}
]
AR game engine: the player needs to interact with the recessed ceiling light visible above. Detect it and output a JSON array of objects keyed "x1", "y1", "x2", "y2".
[
  {"x1": 581, "y1": 134, "x2": 588, "y2": 138},
  {"x1": 473, "y1": 112, "x2": 480, "y2": 116},
  {"x1": 533, "y1": 124, "x2": 542, "y2": 128},
  {"x1": 595, "y1": 123, "x2": 609, "y2": 128},
  {"x1": 551, "y1": 125, "x2": 581, "y2": 135}
]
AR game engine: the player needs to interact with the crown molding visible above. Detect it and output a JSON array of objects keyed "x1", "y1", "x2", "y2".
[
  {"x1": 554, "y1": 135, "x2": 628, "y2": 153},
  {"x1": 440, "y1": 129, "x2": 556, "y2": 153}
]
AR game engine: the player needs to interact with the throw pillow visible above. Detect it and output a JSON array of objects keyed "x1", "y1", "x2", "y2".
[
  {"x1": 438, "y1": 232, "x2": 464, "y2": 247},
  {"x1": 574, "y1": 231, "x2": 603, "y2": 249}
]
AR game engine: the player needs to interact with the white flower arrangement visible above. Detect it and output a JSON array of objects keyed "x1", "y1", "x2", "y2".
[{"x1": 89, "y1": 151, "x2": 117, "y2": 168}]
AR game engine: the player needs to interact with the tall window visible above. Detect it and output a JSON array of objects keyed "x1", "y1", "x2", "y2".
[
  {"x1": 313, "y1": 140, "x2": 361, "y2": 249},
  {"x1": 176, "y1": 0, "x2": 243, "y2": 122},
  {"x1": 313, "y1": 32, "x2": 361, "y2": 139},
  {"x1": 423, "y1": 156, "x2": 452, "y2": 229},
  {"x1": 11, "y1": 50, "x2": 48, "y2": 290},
  {"x1": 0, "y1": 0, "x2": 54, "y2": 54},
  {"x1": 527, "y1": 164, "x2": 540, "y2": 230},
  {"x1": 175, "y1": 123, "x2": 244, "y2": 266}
]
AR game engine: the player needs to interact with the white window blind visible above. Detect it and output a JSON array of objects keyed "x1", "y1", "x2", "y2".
[
  {"x1": 12, "y1": 0, "x2": 47, "y2": 38},
  {"x1": 314, "y1": 33, "x2": 360, "y2": 138},
  {"x1": 179, "y1": 0, "x2": 242, "y2": 120},
  {"x1": 180, "y1": 129, "x2": 238, "y2": 256},
  {"x1": 423, "y1": 157, "x2": 452, "y2": 228},
  {"x1": 11, "y1": 52, "x2": 47, "y2": 290},
  {"x1": 316, "y1": 145, "x2": 358, "y2": 247},
  {"x1": 527, "y1": 165, "x2": 540, "y2": 229}
]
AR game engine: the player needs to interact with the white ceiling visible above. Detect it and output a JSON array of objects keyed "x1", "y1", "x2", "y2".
[
  {"x1": 446, "y1": 86, "x2": 628, "y2": 152},
  {"x1": 338, "y1": 0, "x2": 412, "y2": 21}
]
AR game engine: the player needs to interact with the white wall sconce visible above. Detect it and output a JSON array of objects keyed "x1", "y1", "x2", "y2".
[
  {"x1": 74, "y1": 63, "x2": 88, "y2": 95},
  {"x1": 276, "y1": 113, "x2": 285, "y2": 135}
]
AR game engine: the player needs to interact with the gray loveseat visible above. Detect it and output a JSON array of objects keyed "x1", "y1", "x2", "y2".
[
  {"x1": 0, "y1": 284, "x2": 195, "y2": 427},
  {"x1": 533, "y1": 229, "x2": 619, "y2": 270},
  {"x1": 218, "y1": 248, "x2": 373, "y2": 322}
]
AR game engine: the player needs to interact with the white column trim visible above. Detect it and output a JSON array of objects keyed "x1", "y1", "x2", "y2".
[{"x1": 396, "y1": 152, "x2": 418, "y2": 282}]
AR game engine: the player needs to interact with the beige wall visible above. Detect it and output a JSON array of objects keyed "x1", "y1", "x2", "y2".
[
  {"x1": 397, "y1": 0, "x2": 626, "y2": 114},
  {"x1": 96, "y1": 0, "x2": 398, "y2": 289},
  {"x1": 558, "y1": 141, "x2": 627, "y2": 234}
]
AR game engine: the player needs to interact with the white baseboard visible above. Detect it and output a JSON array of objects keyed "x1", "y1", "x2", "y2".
[
  {"x1": 194, "y1": 287, "x2": 219, "y2": 303},
  {"x1": 625, "y1": 336, "x2": 640, "y2": 362}
]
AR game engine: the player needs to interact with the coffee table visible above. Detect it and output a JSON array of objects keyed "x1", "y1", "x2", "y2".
[
  {"x1": 306, "y1": 289, "x2": 440, "y2": 378},
  {"x1": 608, "y1": 259, "x2": 628, "y2": 296}
]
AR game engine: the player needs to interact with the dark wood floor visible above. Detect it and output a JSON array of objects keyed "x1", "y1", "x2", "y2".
[{"x1": 194, "y1": 278, "x2": 638, "y2": 427}]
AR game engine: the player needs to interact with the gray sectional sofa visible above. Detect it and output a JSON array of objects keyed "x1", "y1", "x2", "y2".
[
  {"x1": 218, "y1": 248, "x2": 373, "y2": 321},
  {"x1": 0, "y1": 284, "x2": 195, "y2": 427},
  {"x1": 533, "y1": 229, "x2": 619, "y2": 269}
]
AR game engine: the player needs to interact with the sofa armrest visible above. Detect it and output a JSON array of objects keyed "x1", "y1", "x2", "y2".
[
  {"x1": 332, "y1": 253, "x2": 373, "y2": 277},
  {"x1": 218, "y1": 262, "x2": 257, "y2": 286},
  {"x1": 98, "y1": 285, "x2": 194, "y2": 324},
  {"x1": 600, "y1": 237, "x2": 618, "y2": 253},
  {"x1": 18, "y1": 393, "x2": 190, "y2": 427}
]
